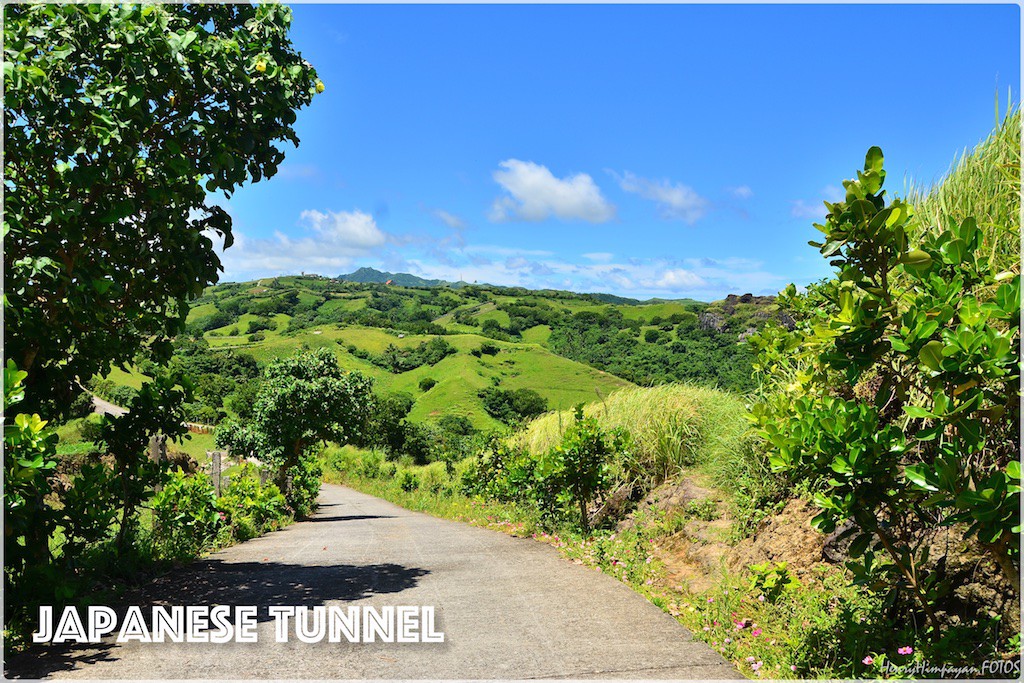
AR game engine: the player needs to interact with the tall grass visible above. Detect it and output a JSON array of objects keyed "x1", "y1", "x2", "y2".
[
  {"x1": 510, "y1": 384, "x2": 750, "y2": 490},
  {"x1": 907, "y1": 103, "x2": 1020, "y2": 274}
]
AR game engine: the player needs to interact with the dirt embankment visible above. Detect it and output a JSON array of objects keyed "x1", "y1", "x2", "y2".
[{"x1": 633, "y1": 477, "x2": 1019, "y2": 635}]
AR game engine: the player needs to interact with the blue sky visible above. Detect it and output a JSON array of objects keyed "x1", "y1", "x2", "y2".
[{"x1": 215, "y1": 3, "x2": 1020, "y2": 300}]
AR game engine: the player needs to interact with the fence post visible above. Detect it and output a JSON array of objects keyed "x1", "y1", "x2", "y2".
[
  {"x1": 149, "y1": 433, "x2": 167, "y2": 494},
  {"x1": 208, "y1": 450, "x2": 223, "y2": 497}
]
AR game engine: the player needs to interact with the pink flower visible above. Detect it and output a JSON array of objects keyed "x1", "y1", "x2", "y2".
[
  {"x1": 735, "y1": 621, "x2": 746, "y2": 630},
  {"x1": 724, "y1": 638, "x2": 732, "y2": 644},
  {"x1": 746, "y1": 657, "x2": 756, "y2": 663},
  {"x1": 862, "y1": 656, "x2": 874, "y2": 666},
  {"x1": 707, "y1": 597, "x2": 714, "y2": 603},
  {"x1": 751, "y1": 661, "x2": 763, "y2": 672},
  {"x1": 758, "y1": 594, "x2": 765, "y2": 602},
  {"x1": 790, "y1": 665, "x2": 798, "y2": 672},
  {"x1": 751, "y1": 628, "x2": 762, "y2": 637},
  {"x1": 898, "y1": 646, "x2": 913, "y2": 655}
]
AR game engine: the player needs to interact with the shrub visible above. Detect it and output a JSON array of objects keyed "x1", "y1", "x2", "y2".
[
  {"x1": 398, "y1": 470, "x2": 420, "y2": 492},
  {"x1": 151, "y1": 469, "x2": 223, "y2": 560},
  {"x1": 216, "y1": 465, "x2": 289, "y2": 540},
  {"x1": 479, "y1": 387, "x2": 547, "y2": 424},
  {"x1": 538, "y1": 406, "x2": 623, "y2": 532},
  {"x1": 68, "y1": 391, "x2": 95, "y2": 420},
  {"x1": 418, "y1": 377, "x2": 437, "y2": 392},
  {"x1": 749, "y1": 146, "x2": 1020, "y2": 631}
]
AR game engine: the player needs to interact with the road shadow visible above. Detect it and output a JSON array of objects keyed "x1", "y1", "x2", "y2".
[
  {"x1": 307, "y1": 514, "x2": 395, "y2": 523},
  {"x1": 6, "y1": 560, "x2": 429, "y2": 679}
]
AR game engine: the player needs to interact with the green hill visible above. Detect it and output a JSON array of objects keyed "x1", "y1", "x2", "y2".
[
  {"x1": 99, "y1": 276, "x2": 781, "y2": 430},
  {"x1": 337, "y1": 267, "x2": 458, "y2": 288}
]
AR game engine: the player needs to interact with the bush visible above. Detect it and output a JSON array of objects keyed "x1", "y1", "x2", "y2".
[
  {"x1": 79, "y1": 413, "x2": 106, "y2": 443},
  {"x1": 537, "y1": 406, "x2": 623, "y2": 532},
  {"x1": 216, "y1": 465, "x2": 289, "y2": 540},
  {"x1": 246, "y1": 316, "x2": 277, "y2": 334},
  {"x1": 68, "y1": 391, "x2": 95, "y2": 420},
  {"x1": 418, "y1": 377, "x2": 437, "y2": 392},
  {"x1": 749, "y1": 146, "x2": 1020, "y2": 632},
  {"x1": 151, "y1": 469, "x2": 224, "y2": 560},
  {"x1": 397, "y1": 470, "x2": 420, "y2": 492},
  {"x1": 479, "y1": 387, "x2": 547, "y2": 424}
]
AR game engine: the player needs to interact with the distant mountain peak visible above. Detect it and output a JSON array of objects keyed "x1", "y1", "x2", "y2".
[{"x1": 337, "y1": 267, "x2": 454, "y2": 288}]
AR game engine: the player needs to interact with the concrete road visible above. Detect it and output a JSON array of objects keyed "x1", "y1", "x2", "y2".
[
  {"x1": 9, "y1": 485, "x2": 736, "y2": 680},
  {"x1": 90, "y1": 394, "x2": 128, "y2": 417}
]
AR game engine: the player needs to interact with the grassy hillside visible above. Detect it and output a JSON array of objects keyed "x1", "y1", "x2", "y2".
[
  {"x1": 512, "y1": 384, "x2": 748, "y2": 488},
  {"x1": 118, "y1": 275, "x2": 780, "y2": 429},
  {"x1": 908, "y1": 106, "x2": 1020, "y2": 274}
]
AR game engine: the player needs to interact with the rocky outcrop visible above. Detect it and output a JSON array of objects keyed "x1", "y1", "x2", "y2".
[{"x1": 698, "y1": 311, "x2": 727, "y2": 332}]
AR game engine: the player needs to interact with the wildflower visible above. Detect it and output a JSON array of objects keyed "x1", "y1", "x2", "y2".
[
  {"x1": 790, "y1": 665, "x2": 798, "y2": 672},
  {"x1": 758, "y1": 594, "x2": 765, "y2": 602},
  {"x1": 751, "y1": 661, "x2": 763, "y2": 672},
  {"x1": 707, "y1": 597, "x2": 714, "y2": 603},
  {"x1": 751, "y1": 628, "x2": 762, "y2": 637},
  {"x1": 746, "y1": 657, "x2": 756, "y2": 663},
  {"x1": 724, "y1": 638, "x2": 732, "y2": 644},
  {"x1": 703, "y1": 626, "x2": 711, "y2": 632},
  {"x1": 734, "y1": 621, "x2": 746, "y2": 630},
  {"x1": 862, "y1": 656, "x2": 874, "y2": 666},
  {"x1": 898, "y1": 646, "x2": 913, "y2": 655}
]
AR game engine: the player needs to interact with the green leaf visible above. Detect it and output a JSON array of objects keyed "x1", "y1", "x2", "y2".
[
  {"x1": 940, "y1": 238, "x2": 967, "y2": 265},
  {"x1": 901, "y1": 249, "x2": 932, "y2": 270},
  {"x1": 918, "y1": 340, "x2": 944, "y2": 372},
  {"x1": 905, "y1": 465, "x2": 939, "y2": 492},
  {"x1": 903, "y1": 405, "x2": 935, "y2": 419},
  {"x1": 864, "y1": 146, "x2": 884, "y2": 173},
  {"x1": 1007, "y1": 461, "x2": 1021, "y2": 480}
]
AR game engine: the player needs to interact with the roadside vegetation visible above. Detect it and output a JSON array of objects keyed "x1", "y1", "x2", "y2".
[
  {"x1": 4, "y1": 2, "x2": 1017, "y2": 677},
  {"x1": 3, "y1": 3, "x2": 320, "y2": 647},
  {"x1": 321, "y1": 108, "x2": 1021, "y2": 678}
]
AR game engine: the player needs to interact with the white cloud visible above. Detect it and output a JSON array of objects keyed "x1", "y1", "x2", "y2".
[
  {"x1": 582, "y1": 252, "x2": 614, "y2": 263},
  {"x1": 463, "y1": 244, "x2": 554, "y2": 258},
  {"x1": 299, "y1": 209, "x2": 387, "y2": 249},
  {"x1": 403, "y1": 250, "x2": 785, "y2": 298},
  {"x1": 729, "y1": 185, "x2": 754, "y2": 200},
  {"x1": 489, "y1": 159, "x2": 615, "y2": 223},
  {"x1": 213, "y1": 209, "x2": 390, "y2": 280},
  {"x1": 433, "y1": 209, "x2": 466, "y2": 230},
  {"x1": 614, "y1": 171, "x2": 708, "y2": 224},
  {"x1": 653, "y1": 268, "x2": 707, "y2": 289}
]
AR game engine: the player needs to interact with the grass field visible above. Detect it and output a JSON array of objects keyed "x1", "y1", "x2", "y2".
[{"x1": 106, "y1": 319, "x2": 635, "y2": 431}]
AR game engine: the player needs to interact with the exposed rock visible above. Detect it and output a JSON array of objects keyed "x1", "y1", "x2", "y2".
[
  {"x1": 738, "y1": 327, "x2": 758, "y2": 342},
  {"x1": 698, "y1": 311, "x2": 727, "y2": 332},
  {"x1": 726, "y1": 498, "x2": 826, "y2": 577}
]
